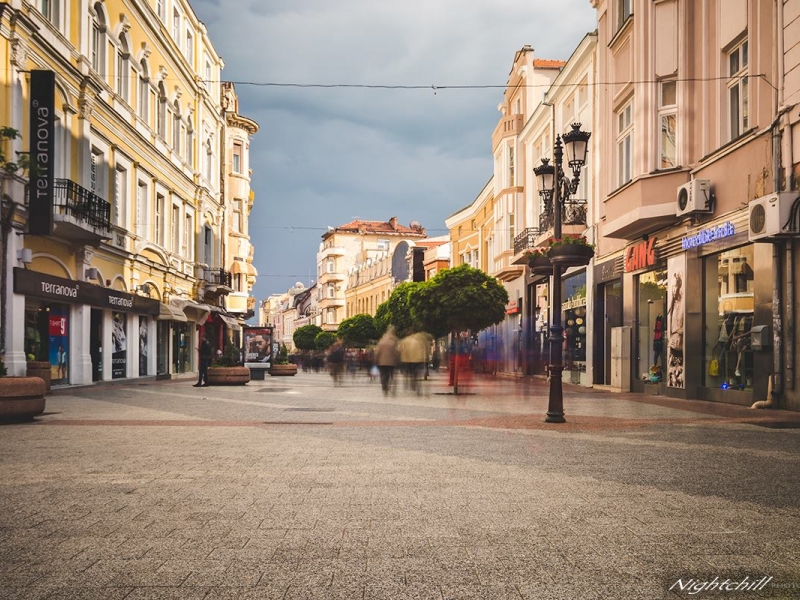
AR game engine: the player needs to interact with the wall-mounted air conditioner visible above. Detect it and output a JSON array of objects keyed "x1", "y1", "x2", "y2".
[
  {"x1": 748, "y1": 192, "x2": 800, "y2": 241},
  {"x1": 676, "y1": 179, "x2": 712, "y2": 217}
]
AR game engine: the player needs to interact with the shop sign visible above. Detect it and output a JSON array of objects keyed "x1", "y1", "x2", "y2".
[
  {"x1": 505, "y1": 299, "x2": 520, "y2": 315},
  {"x1": 625, "y1": 238, "x2": 657, "y2": 272},
  {"x1": 14, "y1": 268, "x2": 160, "y2": 315},
  {"x1": 29, "y1": 70, "x2": 55, "y2": 236},
  {"x1": 681, "y1": 221, "x2": 735, "y2": 250},
  {"x1": 594, "y1": 257, "x2": 622, "y2": 283},
  {"x1": 48, "y1": 315, "x2": 67, "y2": 336}
]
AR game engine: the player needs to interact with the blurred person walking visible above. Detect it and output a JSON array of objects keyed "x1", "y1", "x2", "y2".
[
  {"x1": 374, "y1": 326, "x2": 400, "y2": 395},
  {"x1": 327, "y1": 339, "x2": 346, "y2": 385},
  {"x1": 399, "y1": 330, "x2": 428, "y2": 395}
]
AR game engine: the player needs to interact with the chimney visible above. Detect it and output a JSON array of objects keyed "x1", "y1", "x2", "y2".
[{"x1": 389, "y1": 216, "x2": 398, "y2": 230}]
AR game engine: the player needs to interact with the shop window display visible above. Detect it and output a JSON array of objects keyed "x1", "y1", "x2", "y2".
[
  {"x1": 704, "y1": 247, "x2": 754, "y2": 390},
  {"x1": 561, "y1": 272, "x2": 587, "y2": 371},
  {"x1": 636, "y1": 267, "x2": 668, "y2": 382}
]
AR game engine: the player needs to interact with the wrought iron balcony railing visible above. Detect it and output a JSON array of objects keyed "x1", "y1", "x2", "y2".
[
  {"x1": 539, "y1": 198, "x2": 588, "y2": 234},
  {"x1": 204, "y1": 268, "x2": 232, "y2": 288},
  {"x1": 54, "y1": 178, "x2": 112, "y2": 231},
  {"x1": 513, "y1": 227, "x2": 540, "y2": 255}
]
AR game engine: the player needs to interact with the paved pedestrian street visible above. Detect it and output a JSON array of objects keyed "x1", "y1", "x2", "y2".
[{"x1": 1, "y1": 372, "x2": 799, "y2": 600}]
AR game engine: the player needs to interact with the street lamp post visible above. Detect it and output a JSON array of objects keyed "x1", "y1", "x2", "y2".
[{"x1": 534, "y1": 123, "x2": 591, "y2": 423}]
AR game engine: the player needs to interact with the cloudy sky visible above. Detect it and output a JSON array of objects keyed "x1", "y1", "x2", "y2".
[{"x1": 191, "y1": 0, "x2": 598, "y2": 302}]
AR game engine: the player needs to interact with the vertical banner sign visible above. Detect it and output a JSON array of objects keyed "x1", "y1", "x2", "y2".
[
  {"x1": 29, "y1": 70, "x2": 55, "y2": 235},
  {"x1": 112, "y1": 312, "x2": 127, "y2": 379}
]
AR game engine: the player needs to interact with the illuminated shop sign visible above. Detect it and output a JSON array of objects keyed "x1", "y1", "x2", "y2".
[
  {"x1": 681, "y1": 222, "x2": 735, "y2": 250},
  {"x1": 625, "y1": 238, "x2": 657, "y2": 272}
]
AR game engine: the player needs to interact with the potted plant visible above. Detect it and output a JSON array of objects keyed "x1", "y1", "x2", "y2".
[
  {"x1": 0, "y1": 357, "x2": 47, "y2": 422},
  {"x1": 26, "y1": 345, "x2": 52, "y2": 392},
  {"x1": 269, "y1": 344, "x2": 297, "y2": 376},
  {"x1": 546, "y1": 235, "x2": 595, "y2": 267},
  {"x1": 525, "y1": 248, "x2": 553, "y2": 276},
  {"x1": 207, "y1": 343, "x2": 250, "y2": 385}
]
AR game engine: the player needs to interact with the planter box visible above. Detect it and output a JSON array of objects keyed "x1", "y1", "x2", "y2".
[
  {"x1": 26, "y1": 361, "x2": 52, "y2": 391},
  {"x1": 0, "y1": 377, "x2": 46, "y2": 421},
  {"x1": 270, "y1": 364, "x2": 298, "y2": 376},
  {"x1": 527, "y1": 255, "x2": 553, "y2": 276},
  {"x1": 547, "y1": 244, "x2": 594, "y2": 267},
  {"x1": 207, "y1": 366, "x2": 251, "y2": 385}
]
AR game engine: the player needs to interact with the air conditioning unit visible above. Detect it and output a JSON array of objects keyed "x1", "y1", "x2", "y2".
[
  {"x1": 748, "y1": 192, "x2": 800, "y2": 241},
  {"x1": 676, "y1": 179, "x2": 712, "y2": 217}
]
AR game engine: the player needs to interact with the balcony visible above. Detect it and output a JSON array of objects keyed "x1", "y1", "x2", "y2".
[
  {"x1": 319, "y1": 245, "x2": 346, "y2": 260},
  {"x1": 202, "y1": 268, "x2": 233, "y2": 299},
  {"x1": 512, "y1": 227, "x2": 539, "y2": 264},
  {"x1": 492, "y1": 114, "x2": 524, "y2": 150},
  {"x1": 601, "y1": 171, "x2": 686, "y2": 240},
  {"x1": 534, "y1": 199, "x2": 589, "y2": 246},
  {"x1": 52, "y1": 178, "x2": 111, "y2": 245}
]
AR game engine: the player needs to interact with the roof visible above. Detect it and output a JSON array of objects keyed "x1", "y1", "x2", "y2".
[
  {"x1": 533, "y1": 59, "x2": 566, "y2": 69},
  {"x1": 416, "y1": 240, "x2": 448, "y2": 249},
  {"x1": 326, "y1": 218, "x2": 426, "y2": 238}
]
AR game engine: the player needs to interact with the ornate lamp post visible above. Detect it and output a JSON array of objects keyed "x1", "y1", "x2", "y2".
[{"x1": 533, "y1": 123, "x2": 591, "y2": 423}]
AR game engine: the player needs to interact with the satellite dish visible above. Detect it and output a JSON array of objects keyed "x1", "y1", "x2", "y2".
[{"x1": 410, "y1": 220, "x2": 422, "y2": 230}]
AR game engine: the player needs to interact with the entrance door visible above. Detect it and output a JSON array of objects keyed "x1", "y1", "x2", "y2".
[
  {"x1": 157, "y1": 321, "x2": 169, "y2": 376},
  {"x1": 594, "y1": 281, "x2": 622, "y2": 385},
  {"x1": 90, "y1": 309, "x2": 103, "y2": 381}
]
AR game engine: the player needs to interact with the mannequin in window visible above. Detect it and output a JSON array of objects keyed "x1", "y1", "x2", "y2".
[
  {"x1": 730, "y1": 313, "x2": 753, "y2": 378},
  {"x1": 652, "y1": 315, "x2": 664, "y2": 367}
]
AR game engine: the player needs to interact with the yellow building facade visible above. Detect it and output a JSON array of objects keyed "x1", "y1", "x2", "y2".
[{"x1": 0, "y1": 0, "x2": 254, "y2": 383}]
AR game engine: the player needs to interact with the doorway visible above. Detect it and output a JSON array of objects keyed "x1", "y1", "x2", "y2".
[
  {"x1": 594, "y1": 280, "x2": 622, "y2": 385},
  {"x1": 90, "y1": 309, "x2": 103, "y2": 381}
]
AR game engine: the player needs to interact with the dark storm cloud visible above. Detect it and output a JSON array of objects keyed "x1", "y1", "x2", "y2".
[{"x1": 191, "y1": 0, "x2": 597, "y2": 300}]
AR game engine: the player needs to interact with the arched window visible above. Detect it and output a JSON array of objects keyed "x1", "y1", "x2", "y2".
[
  {"x1": 90, "y1": 3, "x2": 107, "y2": 76},
  {"x1": 117, "y1": 33, "x2": 130, "y2": 102},
  {"x1": 157, "y1": 82, "x2": 167, "y2": 138},
  {"x1": 138, "y1": 59, "x2": 149, "y2": 122},
  {"x1": 172, "y1": 100, "x2": 181, "y2": 153}
]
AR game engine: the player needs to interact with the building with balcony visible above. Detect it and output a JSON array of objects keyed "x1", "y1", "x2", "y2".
[
  {"x1": 588, "y1": 0, "x2": 797, "y2": 410},
  {"x1": 316, "y1": 216, "x2": 427, "y2": 331},
  {"x1": 0, "y1": 0, "x2": 231, "y2": 383}
]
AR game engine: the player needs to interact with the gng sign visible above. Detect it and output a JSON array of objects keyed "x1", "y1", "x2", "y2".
[{"x1": 29, "y1": 70, "x2": 55, "y2": 235}]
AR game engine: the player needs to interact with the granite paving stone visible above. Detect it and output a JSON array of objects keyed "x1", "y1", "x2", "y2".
[{"x1": 1, "y1": 372, "x2": 799, "y2": 598}]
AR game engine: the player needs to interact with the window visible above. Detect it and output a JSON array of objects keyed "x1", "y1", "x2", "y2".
[
  {"x1": 116, "y1": 34, "x2": 129, "y2": 102},
  {"x1": 136, "y1": 181, "x2": 147, "y2": 238},
  {"x1": 90, "y1": 148, "x2": 105, "y2": 195},
  {"x1": 138, "y1": 60, "x2": 149, "y2": 122},
  {"x1": 617, "y1": 0, "x2": 631, "y2": 29},
  {"x1": 185, "y1": 30, "x2": 193, "y2": 64},
  {"x1": 157, "y1": 83, "x2": 167, "y2": 138},
  {"x1": 184, "y1": 213, "x2": 193, "y2": 260},
  {"x1": 233, "y1": 273, "x2": 242, "y2": 292},
  {"x1": 326, "y1": 260, "x2": 334, "y2": 273},
  {"x1": 203, "y1": 225, "x2": 213, "y2": 265},
  {"x1": 171, "y1": 204, "x2": 180, "y2": 253},
  {"x1": 205, "y1": 138, "x2": 213, "y2": 181},
  {"x1": 172, "y1": 103, "x2": 181, "y2": 152},
  {"x1": 232, "y1": 142, "x2": 242, "y2": 173},
  {"x1": 113, "y1": 166, "x2": 126, "y2": 226},
  {"x1": 658, "y1": 80, "x2": 677, "y2": 169},
  {"x1": 508, "y1": 213, "x2": 515, "y2": 250},
  {"x1": 156, "y1": 0, "x2": 165, "y2": 20},
  {"x1": 508, "y1": 146, "x2": 515, "y2": 186},
  {"x1": 233, "y1": 199, "x2": 242, "y2": 233},
  {"x1": 727, "y1": 40, "x2": 749, "y2": 140},
  {"x1": 327, "y1": 284, "x2": 335, "y2": 298},
  {"x1": 172, "y1": 9, "x2": 180, "y2": 42},
  {"x1": 155, "y1": 193, "x2": 164, "y2": 245},
  {"x1": 90, "y1": 5, "x2": 106, "y2": 75},
  {"x1": 377, "y1": 238, "x2": 389, "y2": 250},
  {"x1": 616, "y1": 101, "x2": 633, "y2": 186},
  {"x1": 186, "y1": 128, "x2": 194, "y2": 165},
  {"x1": 204, "y1": 58, "x2": 211, "y2": 84},
  {"x1": 41, "y1": 0, "x2": 60, "y2": 26}
]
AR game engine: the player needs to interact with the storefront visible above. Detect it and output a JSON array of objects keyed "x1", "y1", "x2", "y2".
[
  {"x1": 592, "y1": 256, "x2": 623, "y2": 385},
  {"x1": 525, "y1": 269, "x2": 549, "y2": 377},
  {"x1": 561, "y1": 270, "x2": 587, "y2": 385},
  {"x1": 13, "y1": 268, "x2": 160, "y2": 384}
]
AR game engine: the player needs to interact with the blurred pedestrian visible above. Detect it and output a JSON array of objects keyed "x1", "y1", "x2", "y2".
[
  {"x1": 374, "y1": 326, "x2": 400, "y2": 395},
  {"x1": 327, "y1": 339, "x2": 346, "y2": 385},
  {"x1": 399, "y1": 330, "x2": 428, "y2": 394},
  {"x1": 194, "y1": 335, "x2": 212, "y2": 387}
]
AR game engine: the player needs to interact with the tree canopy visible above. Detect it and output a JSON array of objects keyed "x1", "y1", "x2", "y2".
[
  {"x1": 409, "y1": 264, "x2": 508, "y2": 336},
  {"x1": 380, "y1": 281, "x2": 423, "y2": 337},
  {"x1": 336, "y1": 314, "x2": 378, "y2": 348},
  {"x1": 314, "y1": 331, "x2": 336, "y2": 351},
  {"x1": 293, "y1": 324, "x2": 322, "y2": 351}
]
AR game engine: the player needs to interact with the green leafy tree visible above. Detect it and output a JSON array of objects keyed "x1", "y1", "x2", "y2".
[
  {"x1": 315, "y1": 331, "x2": 336, "y2": 351},
  {"x1": 293, "y1": 324, "x2": 322, "y2": 351},
  {"x1": 213, "y1": 343, "x2": 242, "y2": 367},
  {"x1": 374, "y1": 301, "x2": 390, "y2": 337},
  {"x1": 410, "y1": 265, "x2": 508, "y2": 393},
  {"x1": 381, "y1": 281, "x2": 424, "y2": 337},
  {"x1": 337, "y1": 314, "x2": 378, "y2": 348},
  {"x1": 275, "y1": 344, "x2": 290, "y2": 365}
]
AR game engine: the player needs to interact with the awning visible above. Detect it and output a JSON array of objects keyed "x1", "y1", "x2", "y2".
[
  {"x1": 218, "y1": 314, "x2": 242, "y2": 331},
  {"x1": 156, "y1": 302, "x2": 188, "y2": 322},
  {"x1": 247, "y1": 263, "x2": 258, "y2": 276},
  {"x1": 170, "y1": 298, "x2": 211, "y2": 325}
]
